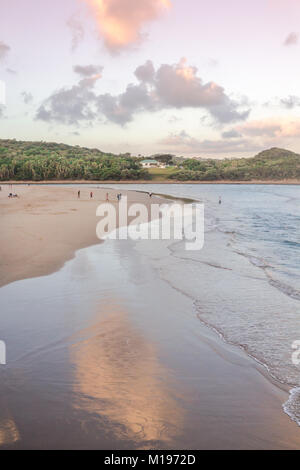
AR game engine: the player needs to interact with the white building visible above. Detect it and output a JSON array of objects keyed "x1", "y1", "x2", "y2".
[{"x1": 140, "y1": 159, "x2": 166, "y2": 168}]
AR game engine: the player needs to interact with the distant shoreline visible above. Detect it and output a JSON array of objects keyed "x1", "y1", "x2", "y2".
[{"x1": 1, "y1": 179, "x2": 300, "y2": 185}]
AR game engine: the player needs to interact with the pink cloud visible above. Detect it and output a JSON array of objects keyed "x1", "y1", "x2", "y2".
[
  {"x1": 159, "y1": 131, "x2": 259, "y2": 155},
  {"x1": 136, "y1": 58, "x2": 249, "y2": 123},
  {"x1": 237, "y1": 119, "x2": 300, "y2": 138},
  {"x1": 84, "y1": 0, "x2": 171, "y2": 53}
]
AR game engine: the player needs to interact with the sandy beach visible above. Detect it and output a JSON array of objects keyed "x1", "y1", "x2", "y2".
[{"x1": 0, "y1": 184, "x2": 166, "y2": 288}]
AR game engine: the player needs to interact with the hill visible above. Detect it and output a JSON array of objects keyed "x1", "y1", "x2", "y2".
[
  {"x1": 170, "y1": 147, "x2": 300, "y2": 181},
  {"x1": 0, "y1": 139, "x2": 148, "y2": 181},
  {"x1": 0, "y1": 140, "x2": 299, "y2": 182}
]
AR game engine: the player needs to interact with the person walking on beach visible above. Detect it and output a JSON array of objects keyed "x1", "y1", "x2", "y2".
[
  {"x1": 78, "y1": 190, "x2": 80, "y2": 199},
  {"x1": 106, "y1": 193, "x2": 109, "y2": 202},
  {"x1": 90, "y1": 191, "x2": 93, "y2": 199},
  {"x1": 149, "y1": 192, "x2": 153, "y2": 198},
  {"x1": 219, "y1": 196, "x2": 222, "y2": 205}
]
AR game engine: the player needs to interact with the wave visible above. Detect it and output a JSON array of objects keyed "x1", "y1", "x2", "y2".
[
  {"x1": 234, "y1": 249, "x2": 300, "y2": 302},
  {"x1": 283, "y1": 387, "x2": 300, "y2": 426},
  {"x1": 265, "y1": 271, "x2": 300, "y2": 302}
]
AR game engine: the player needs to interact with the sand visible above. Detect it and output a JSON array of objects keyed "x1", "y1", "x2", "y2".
[{"x1": 0, "y1": 184, "x2": 166, "y2": 288}]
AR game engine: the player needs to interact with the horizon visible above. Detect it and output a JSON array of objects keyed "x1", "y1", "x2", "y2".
[{"x1": 1, "y1": 0, "x2": 300, "y2": 158}]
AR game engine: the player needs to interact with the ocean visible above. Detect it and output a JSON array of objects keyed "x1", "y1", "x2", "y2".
[{"x1": 99, "y1": 183, "x2": 300, "y2": 426}]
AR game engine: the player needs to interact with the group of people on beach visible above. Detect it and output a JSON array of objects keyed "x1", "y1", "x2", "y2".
[
  {"x1": 0, "y1": 185, "x2": 19, "y2": 198},
  {"x1": 77, "y1": 190, "x2": 95, "y2": 199},
  {"x1": 77, "y1": 190, "x2": 123, "y2": 202}
]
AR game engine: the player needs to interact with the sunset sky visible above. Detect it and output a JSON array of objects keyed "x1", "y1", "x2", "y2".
[{"x1": 1, "y1": 0, "x2": 300, "y2": 157}]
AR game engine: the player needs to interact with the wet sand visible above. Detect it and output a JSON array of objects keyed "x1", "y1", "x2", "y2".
[
  {"x1": 0, "y1": 185, "x2": 165, "y2": 288},
  {"x1": 0, "y1": 241, "x2": 300, "y2": 449}
]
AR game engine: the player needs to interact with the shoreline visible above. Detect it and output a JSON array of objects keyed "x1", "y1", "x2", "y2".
[
  {"x1": 1, "y1": 179, "x2": 300, "y2": 185},
  {"x1": 0, "y1": 185, "x2": 168, "y2": 288}
]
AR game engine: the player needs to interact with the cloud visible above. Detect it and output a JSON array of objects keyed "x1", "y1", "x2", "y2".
[
  {"x1": 236, "y1": 119, "x2": 300, "y2": 138},
  {"x1": 283, "y1": 32, "x2": 298, "y2": 46},
  {"x1": 67, "y1": 16, "x2": 85, "y2": 51},
  {"x1": 135, "y1": 60, "x2": 156, "y2": 83},
  {"x1": 98, "y1": 59, "x2": 250, "y2": 124},
  {"x1": 280, "y1": 95, "x2": 300, "y2": 109},
  {"x1": 222, "y1": 129, "x2": 242, "y2": 139},
  {"x1": 73, "y1": 64, "x2": 103, "y2": 77},
  {"x1": 36, "y1": 74, "x2": 100, "y2": 125},
  {"x1": 160, "y1": 130, "x2": 259, "y2": 155},
  {"x1": 237, "y1": 120, "x2": 282, "y2": 138},
  {"x1": 0, "y1": 41, "x2": 10, "y2": 60},
  {"x1": 21, "y1": 92, "x2": 34, "y2": 104},
  {"x1": 97, "y1": 83, "x2": 154, "y2": 124},
  {"x1": 37, "y1": 59, "x2": 250, "y2": 126},
  {"x1": 143, "y1": 58, "x2": 249, "y2": 123},
  {"x1": 84, "y1": 0, "x2": 171, "y2": 53},
  {"x1": 160, "y1": 118, "x2": 300, "y2": 156}
]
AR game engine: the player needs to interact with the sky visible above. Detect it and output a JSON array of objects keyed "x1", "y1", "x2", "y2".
[{"x1": 0, "y1": 0, "x2": 300, "y2": 158}]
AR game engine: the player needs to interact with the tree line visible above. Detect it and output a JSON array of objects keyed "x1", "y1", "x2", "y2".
[
  {"x1": 170, "y1": 148, "x2": 300, "y2": 181},
  {"x1": 0, "y1": 140, "x2": 149, "y2": 181},
  {"x1": 0, "y1": 140, "x2": 299, "y2": 181}
]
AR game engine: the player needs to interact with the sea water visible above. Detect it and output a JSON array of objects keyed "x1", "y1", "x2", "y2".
[{"x1": 100, "y1": 183, "x2": 300, "y2": 425}]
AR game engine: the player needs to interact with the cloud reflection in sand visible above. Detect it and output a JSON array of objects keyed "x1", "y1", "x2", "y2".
[
  {"x1": 69, "y1": 303, "x2": 183, "y2": 448},
  {"x1": 0, "y1": 418, "x2": 20, "y2": 446}
]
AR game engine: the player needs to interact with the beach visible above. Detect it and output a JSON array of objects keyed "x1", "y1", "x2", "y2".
[
  {"x1": 0, "y1": 185, "x2": 165, "y2": 288},
  {"x1": 0, "y1": 183, "x2": 300, "y2": 449}
]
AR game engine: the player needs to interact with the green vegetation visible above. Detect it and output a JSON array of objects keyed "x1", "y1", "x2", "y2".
[
  {"x1": 169, "y1": 148, "x2": 300, "y2": 181},
  {"x1": 0, "y1": 139, "x2": 299, "y2": 182},
  {"x1": 147, "y1": 167, "x2": 178, "y2": 181},
  {"x1": 151, "y1": 154, "x2": 175, "y2": 165},
  {"x1": 0, "y1": 139, "x2": 149, "y2": 181}
]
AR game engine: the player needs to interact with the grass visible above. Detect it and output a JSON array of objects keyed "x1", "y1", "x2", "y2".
[{"x1": 147, "y1": 167, "x2": 178, "y2": 181}]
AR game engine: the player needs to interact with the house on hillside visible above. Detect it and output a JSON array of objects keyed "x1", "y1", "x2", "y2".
[
  {"x1": 140, "y1": 159, "x2": 167, "y2": 169},
  {"x1": 141, "y1": 159, "x2": 160, "y2": 168}
]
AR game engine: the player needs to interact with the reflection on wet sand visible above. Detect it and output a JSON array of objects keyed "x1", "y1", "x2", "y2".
[
  {"x1": 0, "y1": 418, "x2": 20, "y2": 446},
  {"x1": 69, "y1": 304, "x2": 183, "y2": 449}
]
